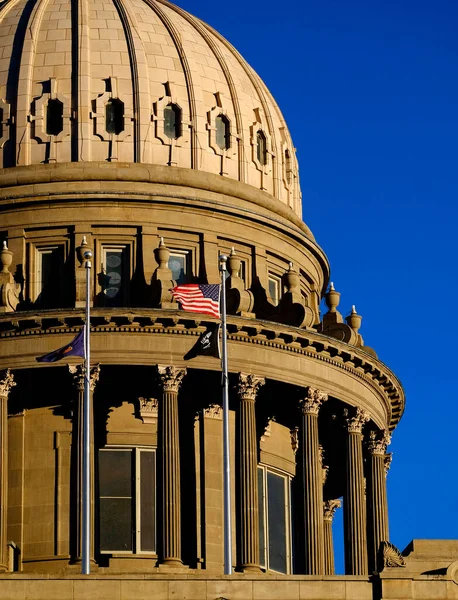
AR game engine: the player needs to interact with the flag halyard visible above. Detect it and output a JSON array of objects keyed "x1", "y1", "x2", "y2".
[{"x1": 171, "y1": 284, "x2": 220, "y2": 318}]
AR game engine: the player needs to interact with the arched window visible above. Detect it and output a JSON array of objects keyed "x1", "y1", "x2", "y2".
[
  {"x1": 164, "y1": 103, "x2": 182, "y2": 139},
  {"x1": 46, "y1": 99, "x2": 63, "y2": 136},
  {"x1": 105, "y1": 98, "x2": 125, "y2": 135},
  {"x1": 285, "y1": 149, "x2": 292, "y2": 186},
  {"x1": 215, "y1": 114, "x2": 230, "y2": 150},
  {"x1": 257, "y1": 130, "x2": 267, "y2": 166}
]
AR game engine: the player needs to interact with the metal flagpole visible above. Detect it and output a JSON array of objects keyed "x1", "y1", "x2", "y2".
[
  {"x1": 82, "y1": 246, "x2": 93, "y2": 575},
  {"x1": 219, "y1": 254, "x2": 232, "y2": 575}
]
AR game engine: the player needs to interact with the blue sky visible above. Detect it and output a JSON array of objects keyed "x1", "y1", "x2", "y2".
[{"x1": 177, "y1": 0, "x2": 458, "y2": 572}]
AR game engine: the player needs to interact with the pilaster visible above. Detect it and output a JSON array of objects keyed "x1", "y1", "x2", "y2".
[
  {"x1": 158, "y1": 365, "x2": 186, "y2": 567},
  {"x1": 344, "y1": 407, "x2": 370, "y2": 575},
  {"x1": 0, "y1": 370, "x2": 15, "y2": 572},
  {"x1": 237, "y1": 372, "x2": 264, "y2": 572},
  {"x1": 323, "y1": 499, "x2": 341, "y2": 575},
  {"x1": 299, "y1": 387, "x2": 327, "y2": 575}
]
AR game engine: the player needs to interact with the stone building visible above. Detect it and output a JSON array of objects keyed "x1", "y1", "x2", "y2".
[{"x1": 0, "y1": 0, "x2": 457, "y2": 598}]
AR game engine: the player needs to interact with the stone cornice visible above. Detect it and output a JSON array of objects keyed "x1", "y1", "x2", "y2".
[{"x1": 0, "y1": 308, "x2": 405, "y2": 430}]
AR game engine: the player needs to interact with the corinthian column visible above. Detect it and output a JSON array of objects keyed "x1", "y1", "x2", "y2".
[
  {"x1": 68, "y1": 364, "x2": 100, "y2": 564},
  {"x1": 0, "y1": 370, "x2": 15, "y2": 572},
  {"x1": 300, "y1": 387, "x2": 327, "y2": 574},
  {"x1": 367, "y1": 429, "x2": 391, "y2": 572},
  {"x1": 323, "y1": 499, "x2": 341, "y2": 575},
  {"x1": 237, "y1": 372, "x2": 264, "y2": 572},
  {"x1": 158, "y1": 365, "x2": 186, "y2": 566},
  {"x1": 344, "y1": 407, "x2": 370, "y2": 575}
]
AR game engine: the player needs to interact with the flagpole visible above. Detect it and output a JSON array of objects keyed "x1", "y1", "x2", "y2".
[
  {"x1": 82, "y1": 247, "x2": 92, "y2": 575},
  {"x1": 219, "y1": 255, "x2": 232, "y2": 575}
]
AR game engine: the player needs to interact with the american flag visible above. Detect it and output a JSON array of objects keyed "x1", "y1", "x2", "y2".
[{"x1": 171, "y1": 284, "x2": 221, "y2": 319}]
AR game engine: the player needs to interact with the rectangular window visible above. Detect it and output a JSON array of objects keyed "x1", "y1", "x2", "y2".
[
  {"x1": 101, "y1": 246, "x2": 129, "y2": 306},
  {"x1": 99, "y1": 448, "x2": 156, "y2": 554},
  {"x1": 36, "y1": 245, "x2": 64, "y2": 307},
  {"x1": 258, "y1": 465, "x2": 291, "y2": 574},
  {"x1": 268, "y1": 274, "x2": 282, "y2": 307},
  {"x1": 169, "y1": 250, "x2": 190, "y2": 285}
]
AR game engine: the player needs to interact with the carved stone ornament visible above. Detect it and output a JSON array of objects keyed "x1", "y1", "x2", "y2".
[
  {"x1": 260, "y1": 417, "x2": 275, "y2": 442},
  {"x1": 138, "y1": 397, "x2": 158, "y2": 424},
  {"x1": 68, "y1": 364, "x2": 101, "y2": 392},
  {"x1": 380, "y1": 540, "x2": 406, "y2": 568},
  {"x1": 323, "y1": 499, "x2": 341, "y2": 522},
  {"x1": 299, "y1": 387, "x2": 328, "y2": 415},
  {"x1": 384, "y1": 452, "x2": 393, "y2": 477},
  {"x1": 157, "y1": 365, "x2": 187, "y2": 393},
  {"x1": 237, "y1": 372, "x2": 265, "y2": 401},
  {"x1": 290, "y1": 426, "x2": 299, "y2": 454},
  {"x1": 344, "y1": 407, "x2": 370, "y2": 434},
  {"x1": 0, "y1": 369, "x2": 15, "y2": 398},
  {"x1": 203, "y1": 404, "x2": 223, "y2": 420},
  {"x1": 368, "y1": 429, "x2": 392, "y2": 455}
]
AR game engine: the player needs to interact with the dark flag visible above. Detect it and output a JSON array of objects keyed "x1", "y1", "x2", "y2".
[
  {"x1": 184, "y1": 323, "x2": 221, "y2": 361},
  {"x1": 36, "y1": 328, "x2": 85, "y2": 363}
]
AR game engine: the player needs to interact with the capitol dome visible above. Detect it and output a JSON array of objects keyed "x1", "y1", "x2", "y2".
[{"x1": 0, "y1": 0, "x2": 301, "y2": 214}]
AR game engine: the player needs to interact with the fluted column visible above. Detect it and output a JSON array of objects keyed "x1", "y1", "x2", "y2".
[
  {"x1": 237, "y1": 372, "x2": 264, "y2": 572},
  {"x1": 300, "y1": 387, "x2": 327, "y2": 574},
  {"x1": 367, "y1": 429, "x2": 391, "y2": 572},
  {"x1": 68, "y1": 364, "x2": 100, "y2": 564},
  {"x1": 323, "y1": 499, "x2": 341, "y2": 575},
  {"x1": 344, "y1": 407, "x2": 370, "y2": 575},
  {"x1": 158, "y1": 365, "x2": 186, "y2": 566},
  {"x1": 0, "y1": 370, "x2": 15, "y2": 572}
]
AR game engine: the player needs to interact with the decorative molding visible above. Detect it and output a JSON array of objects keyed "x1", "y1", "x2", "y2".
[
  {"x1": 380, "y1": 541, "x2": 406, "y2": 568},
  {"x1": 290, "y1": 426, "x2": 299, "y2": 454},
  {"x1": 319, "y1": 444, "x2": 329, "y2": 483},
  {"x1": 368, "y1": 429, "x2": 391, "y2": 456},
  {"x1": 0, "y1": 368, "x2": 15, "y2": 397},
  {"x1": 68, "y1": 364, "x2": 101, "y2": 392},
  {"x1": 323, "y1": 499, "x2": 341, "y2": 522},
  {"x1": 203, "y1": 404, "x2": 222, "y2": 420},
  {"x1": 157, "y1": 365, "x2": 187, "y2": 393},
  {"x1": 237, "y1": 372, "x2": 265, "y2": 401},
  {"x1": 300, "y1": 387, "x2": 328, "y2": 415},
  {"x1": 138, "y1": 397, "x2": 158, "y2": 423},
  {"x1": 384, "y1": 452, "x2": 393, "y2": 478},
  {"x1": 344, "y1": 407, "x2": 370, "y2": 434}
]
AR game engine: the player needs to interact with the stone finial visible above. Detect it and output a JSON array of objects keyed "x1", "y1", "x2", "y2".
[
  {"x1": 299, "y1": 386, "x2": 328, "y2": 415},
  {"x1": 323, "y1": 499, "x2": 341, "y2": 522},
  {"x1": 346, "y1": 305, "x2": 362, "y2": 334},
  {"x1": 0, "y1": 369, "x2": 16, "y2": 398},
  {"x1": 237, "y1": 372, "x2": 265, "y2": 401},
  {"x1": 282, "y1": 262, "x2": 300, "y2": 294},
  {"x1": 1, "y1": 241, "x2": 12, "y2": 274},
  {"x1": 156, "y1": 237, "x2": 170, "y2": 270},
  {"x1": 68, "y1": 364, "x2": 101, "y2": 392},
  {"x1": 0, "y1": 242, "x2": 20, "y2": 312},
  {"x1": 344, "y1": 407, "x2": 370, "y2": 434},
  {"x1": 157, "y1": 365, "x2": 187, "y2": 393},
  {"x1": 325, "y1": 282, "x2": 341, "y2": 313},
  {"x1": 368, "y1": 429, "x2": 391, "y2": 455},
  {"x1": 227, "y1": 247, "x2": 241, "y2": 279},
  {"x1": 76, "y1": 236, "x2": 92, "y2": 266}
]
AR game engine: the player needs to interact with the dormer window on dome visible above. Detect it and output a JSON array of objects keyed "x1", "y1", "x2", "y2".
[
  {"x1": 46, "y1": 99, "x2": 64, "y2": 136},
  {"x1": 164, "y1": 103, "x2": 182, "y2": 139},
  {"x1": 215, "y1": 114, "x2": 230, "y2": 150},
  {"x1": 105, "y1": 99, "x2": 125, "y2": 136},
  {"x1": 257, "y1": 130, "x2": 267, "y2": 166}
]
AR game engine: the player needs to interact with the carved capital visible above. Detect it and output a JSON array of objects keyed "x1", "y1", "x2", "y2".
[
  {"x1": 368, "y1": 429, "x2": 391, "y2": 455},
  {"x1": 138, "y1": 397, "x2": 158, "y2": 423},
  {"x1": 323, "y1": 499, "x2": 341, "y2": 522},
  {"x1": 290, "y1": 426, "x2": 299, "y2": 454},
  {"x1": 299, "y1": 387, "x2": 328, "y2": 415},
  {"x1": 68, "y1": 364, "x2": 101, "y2": 392},
  {"x1": 158, "y1": 365, "x2": 186, "y2": 393},
  {"x1": 237, "y1": 372, "x2": 265, "y2": 401},
  {"x1": 0, "y1": 369, "x2": 15, "y2": 398},
  {"x1": 203, "y1": 404, "x2": 222, "y2": 420},
  {"x1": 380, "y1": 541, "x2": 406, "y2": 568},
  {"x1": 384, "y1": 452, "x2": 393, "y2": 477},
  {"x1": 344, "y1": 407, "x2": 370, "y2": 434},
  {"x1": 319, "y1": 444, "x2": 329, "y2": 483}
]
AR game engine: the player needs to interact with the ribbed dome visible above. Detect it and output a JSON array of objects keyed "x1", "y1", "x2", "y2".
[{"x1": 0, "y1": 0, "x2": 301, "y2": 215}]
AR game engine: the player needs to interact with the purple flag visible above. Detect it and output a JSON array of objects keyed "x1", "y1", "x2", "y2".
[{"x1": 36, "y1": 328, "x2": 85, "y2": 363}]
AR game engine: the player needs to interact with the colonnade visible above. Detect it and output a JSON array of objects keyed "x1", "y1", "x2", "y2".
[{"x1": 0, "y1": 367, "x2": 391, "y2": 575}]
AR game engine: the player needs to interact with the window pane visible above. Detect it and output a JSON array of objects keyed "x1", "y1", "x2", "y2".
[
  {"x1": 164, "y1": 104, "x2": 181, "y2": 139},
  {"x1": 267, "y1": 472, "x2": 287, "y2": 573},
  {"x1": 140, "y1": 451, "x2": 156, "y2": 552},
  {"x1": 99, "y1": 450, "x2": 132, "y2": 497},
  {"x1": 216, "y1": 115, "x2": 230, "y2": 150},
  {"x1": 106, "y1": 99, "x2": 124, "y2": 135},
  {"x1": 46, "y1": 99, "x2": 63, "y2": 136},
  {"x1": 100, "y1": 498, "x2": 132, "y2": 551},
  {"x1": 268, "y1": 277, "x2": 279, "y2": 306},
  {"x1": 102, "y1": 248, "x2": 126, "y2": 306},
  {"x1": 257, "y1": 131, "x2": 267, "y2": 165},
  {"x1": 258, "y1": 468, "x2": 266, "y2": 568},
  {"x1": 169, "y1": 253, "x2": 186, "y2": 284},
  {"x1": 37, "y1": 246, "x2": 63, "y2": 308}
]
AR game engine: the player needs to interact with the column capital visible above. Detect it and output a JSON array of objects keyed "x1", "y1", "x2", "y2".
[
  {"x1": 0, "y1": 369, "x2": 15, "y2": 398},
  {"x1": 203, "y1": 404, "x2": 222, "y2": 420},
  {"x1": 368, "y1": 429, "x2": 391, "y2": 455},
  {"x1": 384, "y1": 452, "x2": 393, "y2": 477},
  {"x1": 323, "y1": 499, "x2": 341, "y2": 522},
  {"x1": 299, "y1": 387, "x2": 328, "y2": 415},
  {"x1": 68, "y1": 364, "x2": 101, "y2": 392},
  {"x1": 157, "y1": 365, "x2": 186, "y2": 393},
  {"x1": 237, "y1": 372, "x2": 265, "y2": 401},
  {"x1": 344, "y1": 407, "x2": 370, "y2": 434}
]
